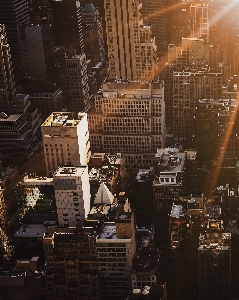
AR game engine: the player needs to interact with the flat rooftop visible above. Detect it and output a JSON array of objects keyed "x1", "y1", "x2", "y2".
[
  {"x1": 155, "y1": 148, "x2": 185, "y2": 173},
  {"x1": 170, "y1": 205, "x2": 185, "y2": 218},
  {"x1": 54, "y1": 165, "x2": 87, "y2": 177},
  {"x1": 42, "y1": 112, "x2": 85, "y2": 127},
  {"x1": 21, "y1": 176, "x2": 53, "y2": 186},
  {"x1": 14, "y1": 224, "x2": 46, "y2": 238},
  {"x1": 97, "y1": 223, "x2": 117, "y2": 239},
  {"x1": 198, "y1": 232, "x2": 231, "y2": 251},
  {"x1": 89, "y1": 205, "x2": 110, "y2": 217},
  {"x1": 97, "y1": 222, "x2": 131, "y2": 241},
  {"x1": 135, "y1": 169, "x2": 152, "y2": 182},
  {"x1": 44, "y1": 227, "x2": 76, "y2": 239},
  {"x1": 0, "y1": 114, "x2": 21, "y2": 122}
]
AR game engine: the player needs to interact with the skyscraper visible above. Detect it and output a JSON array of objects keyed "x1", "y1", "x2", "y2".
[
  {"x1": 198, "y1": 219, "x2": 231, "y2": 300},
  {"x1": 0, "y1": 25, "x2": 41, "y2": 166},
  {"x1": 141, "y1": 0, "x2": 167, "y2": 61},
  {"x1": 96, "y1": 211, "x2": 137, "y2": 299},
  {"x1": 65, "y1": 51, "x2": 90, "y2": 112},
  {"x1": 81, "y1": 2, "x2": 106, "y2": 65},
  {"x1": 52, "y1": 0, "x2": 84, "y2": 54},
  {"x1": 0, "y1": 0, "x2": 30, "y2": 81},
  {"x1": 41, "y1": 112, "x2": 91, "y2": 177},
  {"x1": 172, "y1": 68, "x2": 222, "y2": 146},
  {"x1": 88, "y1": 79, "x2": 166, "y2": 176},
  {"x1": 43, "y1": 227, "x2": 100, "y2": 300},
  {"x1": 53, "y1": 165, "x2": 91, "y2": 227},
  {"x1": 0, "y1": 25, "x2": 16, "y2": 109},
  {"x1": 104, "y1": 0, "x2": 158, "y2": 80},
  {"x1": 190, "y1": 3, "x2": 209, "y2": 43}
]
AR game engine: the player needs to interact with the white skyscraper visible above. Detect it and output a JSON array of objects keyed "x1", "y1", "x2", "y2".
[
  {"x1": 41, "y1": 112, "x2": 91, "y2": 177},
  {"x1": 53, "y1": 165, "x2": 91, "y2": 227}
]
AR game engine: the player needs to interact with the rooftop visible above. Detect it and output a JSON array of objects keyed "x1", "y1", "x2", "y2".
[
  {"x1": 42, "y1": 112, "x2": 85, "y2": 127},
  {"x1": 89, "y1": 166, "x2": 118, "y2": 185},
  {"x1": 0, "y1": 114, "x2": 21, "y2": 122},
  {"x1": 14, "y1": 224, "x2": 46, "y2": 238},
  {"x1": 88, "y1": 205, "x2": 111, "y2": 217},
  {"x1": 170, "y1": 204, "x2": 186, "y2": 218},
  {"x1": 156, "y1": 149, "x2": 185, "y2": 171},
  {"x1": 54, "y1": 165, "x2": 87, "y2": 177},
  {"x1": 21, "y1": 175, "x2": 53, "y2": 186},
  {"x1": 154, "y1": 148, "x2": 186, "y2": 186},
  {"x1": 117, "y1": 211, "x2": 132, "y2": 221},
  {"x1": 135, "y1": 168, "x2": 153, "y2": 182},
  {"x1": 97, "y1": 222, "x2": 117, "y2": 240},
  {"x1": 97, "y1": 222, "x2": 131, "y2": 241},
  {"x1": 44, "y1": 226, "x2": 76, "y2": 239},
  {"x1": 185, "y1": 150, "x2": 197, "y2": 160},
  {"x1": 198, "y1": 232, "x2": 231, "y2": 251}
]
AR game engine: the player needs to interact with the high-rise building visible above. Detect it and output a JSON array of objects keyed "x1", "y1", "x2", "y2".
[
  {"x1": 88, "y1": 79, "x2": 166, "y2": 176},
  {"x1": 153, "y1": 148, "x2": 186, "y2": 250},
  {"x1": 0, "y1": 25, "x2": 41, "y2": 166},
  {"x1": 193, "y1": 98, "x2": 238, "y2": 190},
  {"x1": 43, "y1": 227, "x2": 100, "y2": 300},
  {"x1": 53, "y1": 165, "x2": 91, "y2": 227},
  {"x1": 172, "y1": 68, "x2": 222, "y2": 146},
  {"x1": 190, "y1": 3, "x2": 209, "y2": 43},
  {"x1": 18, "y1": 24, "x2": 67, "y2": 89},
  {"x1": 65, "y1": 51, "x2": 90, "y2": 112},
  {"x1": 0, "y1": 0, "x2": 30, "y2": 82},
  {"x1": 168, "y1": 38, "x2": 210, "y2": 69},
  {"x1": 18, "y1": 25, "x2": 48, "y2": 79},
  {"x1": 52, "y1": 0, "x2": 84, "y2": 54},
  {"x1": 81, "y1": 2, "x2": 106, "y2": 65},
  {"x1": 0, "y1": 25, "x2": 16, "y2": 109},
  {"x1": 198, "y1": 219, "x2": 231, "y2": 300},
  {"x1": 141, "y1": 0, "x2": 167, "y2": 61},
  {"x1": 169, "y1": 203, "x2": 187, "y2": 297},
  {"x1": 41, "y1": 112, "x2": 91, "y2": 177},
  {"x1": 132, "y1": 229, "x2": 160, "y2": 290},
  {"x1": 22, "y1": 78, "x2": 63, "y2": 121},
  {"x1": 104, "y1": 0, "x2": 158, "y2": 80},
  {"x1": 0, "y1": 96, "x2": 41, "y2": 166},
  {"x1": 96, "y1": 211, "x2": 137, "y2": 299}
]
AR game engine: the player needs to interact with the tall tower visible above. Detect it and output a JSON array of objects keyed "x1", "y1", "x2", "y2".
[
  {"x1": 96, "y1": 211, "x2": 137, "y2": 299},
  {"x1": 52, "y1": 0, "x2": 84, "y2": 54},
  {"x1": 0, "y1": 25, "x2": 16, "y2": 109},
  {"x1": 65, "y1": 51, "x2": 90, "y2": 112},
  {"x1": 41, "y1": 112, "x2": 91, "y2": 177},
  {"x1": 198, "y1": 219, "x2": 231, "y2": 300},
  {"x1": 190, "y1": 3, "x2": 209, "y2": 43},
  {"x1": 81, "y1": 1, "x2": 106, "y2": 64},
  {"x1": 104, "y1": 0, "x2": 158, "y2": 80},
  {"x1": 0, "y1": 0, "x2": 30, "y2": 81},
  {"x1": 141, "y1": 0, "x2": 167, "y2": 61},
  {"x1": 0, "y1": 25, "x2": 42, "y2": 167},
  {"x1": 172, "y1": 69, "x2": 222, "y2": 147}
]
